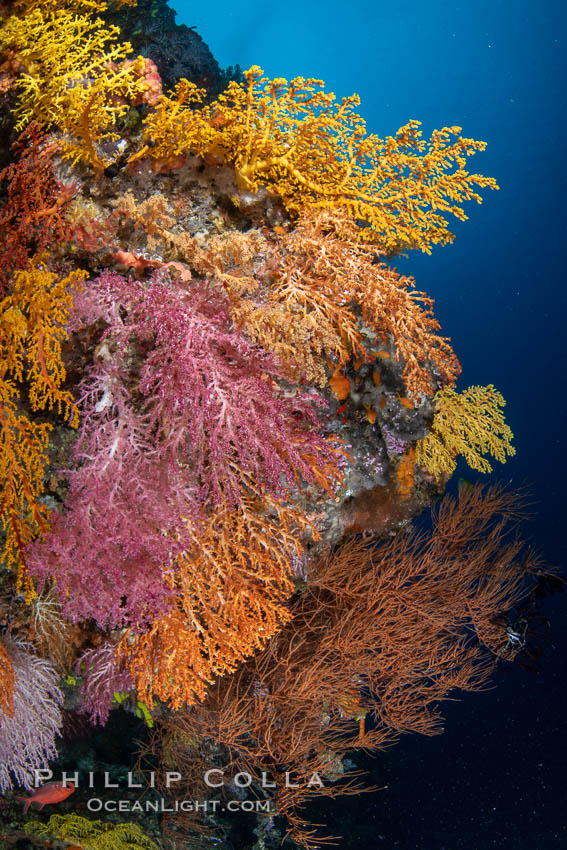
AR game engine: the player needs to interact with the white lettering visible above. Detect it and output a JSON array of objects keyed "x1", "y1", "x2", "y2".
[
  {"x1": 260, "y1": 772, "x2": 276, "y2": 789},
  {"x1": 104, "y1": 772, "x2": 119, "y2": 789},
  {"x1": 33, "y1": 770, "x2": 52, "y2": 787},
  {"x1": 165, "y1": 772, "x2": 181, "y2": 788},
  {"x1": 204, "y1": 769, "x2": 224, "y2": 788},
  {"x1": 127, "y1": 772, "x2": 143, "y2": 788}
]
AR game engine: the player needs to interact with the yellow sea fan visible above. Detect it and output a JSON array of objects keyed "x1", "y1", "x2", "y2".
[
  {"x1": 138, "y1": 66, "x2": 498, "y2": 253},
  {"x1": 416, "y1": 384, "x2": 515, "y2": 480},
  {"x1": 1, "y1": 6, "x2": 147, "y2": 171}
]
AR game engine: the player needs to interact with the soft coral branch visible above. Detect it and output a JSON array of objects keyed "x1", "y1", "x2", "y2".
[
  {"x1": 80, "y1": 270, "x2": 341, "y2": 508},
  {"x1": 27, "y1": 270, "x2": 342, "y2": 630}
]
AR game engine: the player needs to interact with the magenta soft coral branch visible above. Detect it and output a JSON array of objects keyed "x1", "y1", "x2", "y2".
[{"x1": 27, "y1": 270, "x2": 337, "y2": 630}]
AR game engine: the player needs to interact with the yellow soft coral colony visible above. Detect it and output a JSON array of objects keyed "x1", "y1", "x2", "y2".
[
  {"x1": 0, "y1": 256, "x2": 87, "y2": 599},
  {"x1": 1, "y1": 3, "x2": 147, "y2": 172},
  {"x1": 415, "y1": 384, "x2": 515, "y2": 481},
  {"x1": 137, "y1": 66, "x2": 498, "y2": 253}
]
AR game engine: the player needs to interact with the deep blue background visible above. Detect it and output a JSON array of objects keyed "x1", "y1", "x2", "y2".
[{"x1": 174, "y1": 2, "x2": 566, "y2": 846}]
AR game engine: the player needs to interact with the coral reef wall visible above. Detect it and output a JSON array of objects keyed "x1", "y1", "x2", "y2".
[{"x1": 0, "y1": 2, "x2": 549, "y2": 848}]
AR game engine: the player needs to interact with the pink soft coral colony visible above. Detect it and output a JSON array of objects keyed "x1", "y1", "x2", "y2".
[
  {"x1": 27, "y1": 270, "x2": 338, "y2": 629},
  {"x1": 0, "y1": 0, "x2": 547, "y2": 845}
]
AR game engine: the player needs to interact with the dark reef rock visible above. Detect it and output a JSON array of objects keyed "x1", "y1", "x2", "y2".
[{"x1": 103, "y1": 0, "x2": 242, "y2": 98}]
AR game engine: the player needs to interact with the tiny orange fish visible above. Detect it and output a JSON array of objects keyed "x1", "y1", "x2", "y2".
[
  {"x1": 272, "y1": 225, "x2": 286, "y2": 235},
  {"x1": 376, "y1": 349, "x2": 390, "y2": 359},
  {"x1": 398, "y1": 397, "x2": 415, "y2": 409},
  {"x1": 365, "y1": 406, "x2": 377, "y2": 424},
  {"x1": 17, "y1": 781, "x2": 75, "y2": 814},
  {"x1": 372, "y1": 370, "x2": 381, "y2": 386}
]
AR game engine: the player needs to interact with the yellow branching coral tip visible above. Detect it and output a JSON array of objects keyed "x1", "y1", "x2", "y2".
[
  {"x1": 139, "y1": 66, "x2": 498, "y2": 252},
  {"x1": 1, "y1": 6, "x2": 147, "y2": 172},
  {"x1": 130, "y1": 78, "x2": 208, "y2": 165},
  {"x1": 25, "y1": 813, "x2": 158, "y2": 850},
  {"x1": 415, "y1": 384, "x2": 515, "y2": 481},
  {"x1": 0, "y1": 256, "x2": 87, "y2": 598},
  {"x1": 4, "y1": 256, "x2": 87, "y2": 422}
]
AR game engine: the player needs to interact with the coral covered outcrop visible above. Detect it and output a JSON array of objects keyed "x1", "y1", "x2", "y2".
[{"x1": 0, "y1": 1, "x2": 544, "y2": 846}]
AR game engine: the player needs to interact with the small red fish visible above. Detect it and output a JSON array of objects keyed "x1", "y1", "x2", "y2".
[{"x1": 16, "y1": 781, "x2": 75, "y2": 813}]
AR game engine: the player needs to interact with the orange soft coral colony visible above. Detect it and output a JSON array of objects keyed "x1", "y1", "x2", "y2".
[
  {"x1": 0, "y1": 640, "x2": 15, "y2": 718},
  {"x1": 187, "y1": 209, "x2": 460, "y2": 396},
  {"x1": 138, "y1": 66, "x2": 498, "y2": 253},
  {"x1": 119, "y1": 486, "x2": 317, "y2": 711}
]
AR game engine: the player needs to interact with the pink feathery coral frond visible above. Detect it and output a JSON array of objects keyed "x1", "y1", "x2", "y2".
[
  {"x1": 27, "y1": 269, "x2": 339, "y2": 628},
  {"x1": 135, "y1": 277, "x2": 335, "y2": 506}
]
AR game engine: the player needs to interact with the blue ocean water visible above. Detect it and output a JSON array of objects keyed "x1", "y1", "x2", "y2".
[{"x1": 173, "y1": 1, "x2": 566, "y2": 847}]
